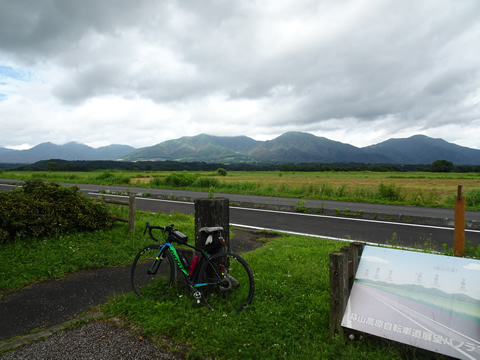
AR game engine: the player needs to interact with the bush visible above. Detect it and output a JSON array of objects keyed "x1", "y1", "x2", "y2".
[
  {"x1": 0, "y1": 180, "x2": 114, "y2": 243},
  {"x1": 95, "y1": 170, "x2": 130, "y2": 185},
  {"x1": 377, "y1": 183, "x2": 403, "y2": 202},
  {"x1": 216, "y1": 168, "x2": 227, "y2": 176},
  {"x1": 466, "y1": 188, "x2": 480, "y2": 208},
  {"x1": 163, "y1": 172, "x2": 196, "y2": 187},
  {"x1": 149, "y1": 177, "x2": 162, "y2": 186},
  {"x1": 192, "y1": 177, "x2": 220, "y2": 188}
]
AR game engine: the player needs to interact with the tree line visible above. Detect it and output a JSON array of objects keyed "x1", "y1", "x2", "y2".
[{"x1": 2, "y1": 158, "x2": 479, "y2": 173}]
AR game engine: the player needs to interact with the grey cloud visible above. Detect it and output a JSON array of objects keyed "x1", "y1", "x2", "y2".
[
  {"x1": 1, "y1": 0, "x2": 479, "y2": 149},
  {"x1": 0, "y1": 0, "x2": 163, "y2": 61}
]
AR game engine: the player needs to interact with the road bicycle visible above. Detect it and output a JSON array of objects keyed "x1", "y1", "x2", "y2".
[{"x1": 131, "y1": 222, "x2": 254, "y2": 314}]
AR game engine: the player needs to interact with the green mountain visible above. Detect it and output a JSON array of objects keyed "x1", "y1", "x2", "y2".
[
  {"x1": 1, "y1": 132, "x2": 479, "y2": 165},
  {"x1": 122, "y1": 131, "x2": 388, "y2": 163},
  {"x1": 0, "y1": 142, "x2": 135, "y2": 164},
  {"x1": 363, "y1": 135, "x2": 480, "y2": 164},
  {"x1": 121, "y1": 134, "x2": 260, "y2": 162},
  {"x1": 247, "y1": 132, "x2": 391, "y2": 163}
]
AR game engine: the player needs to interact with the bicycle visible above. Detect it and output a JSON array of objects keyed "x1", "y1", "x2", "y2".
[{"x1": 131, "y1": 222, "x2": 255, "y2": 314}]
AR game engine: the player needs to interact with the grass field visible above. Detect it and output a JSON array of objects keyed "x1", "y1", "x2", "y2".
[
  {"x1": 1, "y1": 169, "x2": 480, "y2": 209},
  {"x1": 0, "y1": 170, "x2": 475, "y2": 358},
  {"x1": 0, "y1": 208, "x2": 448, "y2": 359}
]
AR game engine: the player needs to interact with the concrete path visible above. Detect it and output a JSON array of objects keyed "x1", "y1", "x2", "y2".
[{"x1": 0, "y1": 229, "x2": 263, "y2": 347}]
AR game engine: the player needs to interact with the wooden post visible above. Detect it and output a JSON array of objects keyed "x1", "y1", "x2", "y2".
[
  {"x1": 329, "y1": 242, "x2": 365, "y2": 340},
  {"x1": 341, "y1": 246, "x2": 355, "y2": 291},
  {"x1": 194, "y1": 198, "x2": 230, "y2": 251},
  {"x1": 329, "y1": 251, "x2": 348, "y2": 340},
  {"x1": 454, "y1": 185, "x2": 465, "y2": 257},
  {"x1": 350, "y1": 242, "x2": 365, "y2": 272},
  {"x1": 128, "y1": 193, "x2": 136, "y2": 233}
]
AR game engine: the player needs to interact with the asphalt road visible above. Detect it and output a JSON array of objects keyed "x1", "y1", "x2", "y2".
[
  {"x1": 125, "y1": 195, "x2": 480, "y2": 249},
  {"x1": 2, "y1": 180, "x2": 480, "y2": 250}
]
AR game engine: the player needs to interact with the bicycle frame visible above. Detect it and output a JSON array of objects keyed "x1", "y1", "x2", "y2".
[
  {"x1": 133, "y1": 222, "x2": 254, "y2": 314},
  {"x1": 153, "y1": 240, "x2": 218, "y2": 290}
]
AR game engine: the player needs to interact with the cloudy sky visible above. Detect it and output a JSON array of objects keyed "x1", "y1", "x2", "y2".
[{"x1": 1, "y1": 0, "x2": 479, "y2": 150}]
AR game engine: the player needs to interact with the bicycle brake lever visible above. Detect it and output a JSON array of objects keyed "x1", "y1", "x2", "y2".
[{"x1": 143, "y1": 222, "x2": 150, "y2": 236}]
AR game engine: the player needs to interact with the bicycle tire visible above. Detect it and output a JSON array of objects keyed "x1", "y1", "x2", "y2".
[
  {"x1": 131, "y1": 244, "x2": 176, "y2": 300},
  {"x1": 197, "y1": 252, "x2": 254, "y2": 314}
]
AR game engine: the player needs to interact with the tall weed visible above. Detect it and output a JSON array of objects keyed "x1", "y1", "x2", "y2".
[
  {"x1": 466, "y1": 188, "x2": 480, "y2": 207},
  {"x1": 192, "y1": 177, "x2": 220, "y2": 188},
  {"x1": 377, "y1": 183, "x2": 404, "y2": 202}
]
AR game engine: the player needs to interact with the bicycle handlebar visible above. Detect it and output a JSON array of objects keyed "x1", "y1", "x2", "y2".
[{"x1": 143, "y1": 222, "x2": 187, "y2": 244}]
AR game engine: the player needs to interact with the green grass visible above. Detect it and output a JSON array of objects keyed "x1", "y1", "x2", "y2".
[
  {"x1": 101, "y1": 235, "x2": 444, "y2": 360},
  {"x1": 0, "y1": 209, "x2": 194, "y2": 293},
  {"x1": 0, "y1": 208, "x2": 453, "y2": 359}
]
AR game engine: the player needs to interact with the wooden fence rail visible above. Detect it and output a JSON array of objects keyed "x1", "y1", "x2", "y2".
[
  {"x1": 103, "y1": 193, "x2": 136, "y2": 232},
  {"x1": 329, "y1": 242, "x2": 365, "y2": 340}
]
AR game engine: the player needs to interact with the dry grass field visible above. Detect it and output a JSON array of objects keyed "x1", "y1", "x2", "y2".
[{"x1": 2, "y1": 170, "x2": 480, "y2": 208}]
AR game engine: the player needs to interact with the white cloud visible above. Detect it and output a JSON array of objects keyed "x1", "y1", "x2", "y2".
[{"x1": 0, "y1": 0, "x2": 479, "y2": 150}]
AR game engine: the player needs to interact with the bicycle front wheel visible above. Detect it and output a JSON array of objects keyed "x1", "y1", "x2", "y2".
[
  {"x1": 197, "y1": 252, "x2": 254, "y2": 314},
  {"x1": 131, "y1": 244, "x2": 175, "y2": 300}
]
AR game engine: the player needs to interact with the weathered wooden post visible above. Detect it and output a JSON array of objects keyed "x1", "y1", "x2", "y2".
[
  {"x1": 329, "y1": 242, "x2": 365, "y2": 340},
  {"x1": 128, "y1": 193, "x2": 136, "y2": 233},
  {"x1": 350, "y1": 242, "x2": 365, "y2": 272},
  {"x1": 194, "y1": 198, "x2": 230, "y2": 252},
  {"x1": 329, "y1": 251, "x2": 348, "y2": 340},
  {"x1": 454, "y1": 185, "x2": 465, "y2": 257},
  {"x1": 341, "y1": 246, "x2": 356, "y2": 290}
]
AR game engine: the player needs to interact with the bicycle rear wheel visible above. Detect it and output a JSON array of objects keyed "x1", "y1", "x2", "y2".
[
  {"x1": 197, "y1": 252, "x2": 254, "y2": 314},
  {"x1": 131, "y1": 244, "x2": 175, "y2": 300}
]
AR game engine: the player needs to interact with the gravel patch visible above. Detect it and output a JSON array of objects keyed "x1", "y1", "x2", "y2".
[{"x1": 0, "y1": 321, "x2": 181, "y2": 360}]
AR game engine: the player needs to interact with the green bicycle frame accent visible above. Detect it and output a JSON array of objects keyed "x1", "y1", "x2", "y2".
[
  {"x1": 168, "y1": 244, "x2": 189, "y2": 276},
  {"x1": 154, "y1": 243, "x2": 218, "y2": 287}
]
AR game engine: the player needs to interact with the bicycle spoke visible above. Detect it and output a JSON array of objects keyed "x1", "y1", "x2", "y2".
[
  {"x1": 131, "y1": 245, "x2": 175, "y2": 300},
  {"x1": 198, "y1": 252, "x2": 254, "y2": 314}
]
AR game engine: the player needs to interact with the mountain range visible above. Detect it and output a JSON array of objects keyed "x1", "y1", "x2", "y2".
[
  {"x1": 120, "y1": 132, "x2": 480, "y2": 165},
  {"x1": 1, "y1": 132, "x2": 479, "y2": 165},
  {"x1": 0, "y1": 142, "x2": 135, "y2": 164}
]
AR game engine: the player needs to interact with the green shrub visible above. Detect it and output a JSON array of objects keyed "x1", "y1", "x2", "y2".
[
  {"x1": 163, "y1": 172, "x2": 196, "y2": 187},
  {"x1": 319, "y1": 182, "x2": 334, "y2": 197},
  {"x1": 466, "y1": 188, "x2": 480, "y2": 208},
  {"x1": 192, "y1": 177, "x2": 220, "y2": 188},
  {"x1": 96, "y1": 170, "x2": 114, "y2": 180},
  {"x1": 0, "y1": 180, "x2": 114, "y2": 243},
  {"x1": 216, "y1": 168, "x2": 227, "y2": 176},
  {"x1": 95, "y1": 170, "x2": 130, "y2": 185},
  {"x1": 149, "y1": 177, "x2": 162, "y2": 186},
  {"x1": 377, "y1": 183, "x2": 403, "y2": 202}
]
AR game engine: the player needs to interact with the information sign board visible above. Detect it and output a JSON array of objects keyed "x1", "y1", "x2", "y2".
[{"x1": 342, "y1": 246, "x2": 480, "y2": 360}]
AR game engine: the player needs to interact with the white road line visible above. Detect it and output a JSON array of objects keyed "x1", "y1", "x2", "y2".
[
  {"x1": 230, "y1": 223, "x2": 374, "y2": 244},
  {"x1": 232, "y1": 205, "x2": 480, "y2": 233},
  {"x1": 87, "y1": 192, "x2": 480, "y2": 234}
]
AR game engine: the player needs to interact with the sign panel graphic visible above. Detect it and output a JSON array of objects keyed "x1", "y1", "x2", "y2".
[{"x1": 342, "y1": 246, "x2": 480, "y2": 360}]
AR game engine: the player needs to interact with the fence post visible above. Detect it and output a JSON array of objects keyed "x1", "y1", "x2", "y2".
[
  {"x1": 128, "y1": 193, "x2": 135, "y2": 233},
  {"x1": 194, "y1": 198, "x2": 230, "y2": 251},
  {"x1": 329, "y1": 251, "x2": 348, "y2": 340},
  {"x1": 454, "y1": 185, "x2": 465, "y2": 257}
]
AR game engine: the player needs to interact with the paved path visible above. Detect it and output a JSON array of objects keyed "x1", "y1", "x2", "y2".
[{"x1": 0, "y1": 229, "x2": 263, "y2": 346}]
